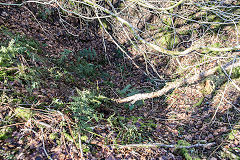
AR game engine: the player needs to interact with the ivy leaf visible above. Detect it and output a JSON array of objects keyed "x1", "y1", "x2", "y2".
[{"x1": 129, "y1": 104, "x2": 135, "y2": 110}]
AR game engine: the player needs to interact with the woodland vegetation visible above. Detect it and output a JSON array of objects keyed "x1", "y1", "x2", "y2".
[{"x1": 0, "y1": 0, "x2": 240, "y2": 159}]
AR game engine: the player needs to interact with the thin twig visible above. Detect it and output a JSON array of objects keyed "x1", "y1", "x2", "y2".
[
  {"x1": 0, "y1": 89, "x2": 11, "y2": 91},
  {"x1": 78, "y1": 132, "x2": 84, "y2": 159},
  {"x1": 211, "y1": 57, "x2": 237, "y2": 122},
  {"x1": 41, "y1": 128, "x2": 53, "y2": 160},
  {"x1": 23, "y1": 6, "x2": 50, "y2": 36},
  {"x1": 0, "y1": 122, "x2": 26, "y2": 129},
  {"x1": 221, "y1": 65, "x2": 240, "y2": 92}
]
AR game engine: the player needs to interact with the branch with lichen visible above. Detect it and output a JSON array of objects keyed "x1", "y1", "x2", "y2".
[
  {"x1": 116, "y1": 60, "x2": 240, "y2": 104},
  {"x1": 111, "y1": 142, "x2": 215, "y2": 149}
]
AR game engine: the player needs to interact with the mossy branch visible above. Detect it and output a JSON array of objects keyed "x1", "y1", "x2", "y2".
[
  {"x1": 111, "y1": 142, "x2": 215, "y2": 149},
  {"x1": 129, "y1": 0, "x2": 185, "y2": 11},
  {"x1": 116, "y1": 60, "x2": 240, "y2": 104}
]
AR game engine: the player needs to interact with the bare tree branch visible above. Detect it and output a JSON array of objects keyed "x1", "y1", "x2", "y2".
[
  {"x1": 111, "y1": 142, "x2": 216, "y2": 149},
  {"x1": 116, "y1": 60, "x2": 240, "y2": 104}
]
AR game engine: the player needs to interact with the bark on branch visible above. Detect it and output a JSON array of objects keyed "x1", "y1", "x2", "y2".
[
  {"x1": 111, "y1": 142, "x2": 215, "y2": 149},
  {"x1": 129, "y1": 0, "x2": 185, "y2": 11},
  {"x1": 116, "y1": 60, "x2": 240, "y2": 104}
]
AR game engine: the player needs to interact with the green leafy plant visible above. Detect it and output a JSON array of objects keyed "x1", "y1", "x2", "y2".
[
  {"x1": 15, "y1": 107, "x2": 33, "y2": 120},
  {"x1": 36, "y1": 4, "x2": 56, "y2": 22},
  {"x1": 55, "y1": 48, "x2": 99, "y2": 79},
  {"x1": 114, "y1": 48, "x2": 124, "y2": 59},
  {"x1": 58, "y1": 49, "x2": 72, "y2": 66},
  {"x1": 78, "y1": 47, "x2": 97, "y2": 61},
  {"x1": 0, "y1": 39, "x2": 18, "y2": 67},
  {"x1": 69, "y1": 88, "x2": 108, "y2": 129},
  {"x1": 108, "y1": 116, "x2": 155, "y2": 144},
  {"x1": 232, "y1": 66, "x2": 240, "y2": 79},
  {"x1": 176, "y1": 140, "x2": 200, "y2": 160},
  {"x1": 0, "y1": 127, "x2": 13, "y2": 140},
  {"x1": 73, "y1": 60, "x2": 97, "y2": 77}
]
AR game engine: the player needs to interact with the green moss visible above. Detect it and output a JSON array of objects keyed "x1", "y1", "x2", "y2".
[
  {"x1": 232, "y1": 67, "x2": 240, "y2": 79},
  {"x1": 15, "y1": 107, "x2": 33, "y2": 120},
  {"x1": 49, "y1": 133, "x2": 59, "y2": 140},
  {"x1": 228, "y1": 130, "x2": 238, "y2": 140},
  {"x1": 177, "y1": 140, "x2": 200, "y2": 160},
  {"x1": 64, "y1": 132, "x2": 74, "y2": 142},
  {"x1": 201, "y1": 75, "x2": 226, "y2": 95},
  {"x1": 158, "y1": 32, "x2": 180, "y2": 50},
  {"x1": 177, "y1": 140, "x2": 192, "y2": 160},
  {"x1": 192, "y1": 97, "x2": 204, "y2": 108},
  {"x1": 0, "y1": 127, "x2": 12, "y2": 140}
]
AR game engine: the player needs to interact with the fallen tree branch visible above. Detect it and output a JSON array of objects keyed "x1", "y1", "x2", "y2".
[
  {"x1": 116, "y1": 60, "x2": 240, "y2": 104},
  {"x1": 69, "y1": 0, "x2": 240, "y2": 56},
  {"x1": 111, "y1": 142, "x2": 216, "y2": 149},
  {"x1": 129, "y1": 0, "x2": 185, "y2": 12},
  {"x1": 86, "y1": 0, "x2": 240, "y2": 55},
  {"x1": 2, "y1": 0, "x2": 240, "y2": 56}
]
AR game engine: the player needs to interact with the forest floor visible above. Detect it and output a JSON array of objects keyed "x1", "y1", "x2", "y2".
[{"x1": 0, "y1": 2, "x2": 240, "y2": 160}]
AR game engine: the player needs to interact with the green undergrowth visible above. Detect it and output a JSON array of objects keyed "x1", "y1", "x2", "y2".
[
  {"x1": 0, "y1": 29, "x2": 104, "y2": 125},
  {"x1": 176, "y1": 140, "x2": 200, "y2": 160},
  {"x1": 14, "y1": 107, "x2": 33, "y2": 120},
  {"x1": 0, "y1": 28, "x2": 163, "y2": 158},
  {"x1": 68, "y1": 88, "x2": 108, "y2": 129},
  {"x1": 108, "y1": 115, "x2": 156, "y2": 144},
  {"x1": 53, "y1": 47, "x2": 106, "y2": 80},
  {"x1": 232, "y1": 66, "x2": 240, "y2": 79},
  {"x1": 0, "y1": 27, "x2": 48, "y2": 92},
  {"x1": 0, "y1": 127, "x2": 13, "y2": 140}
]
